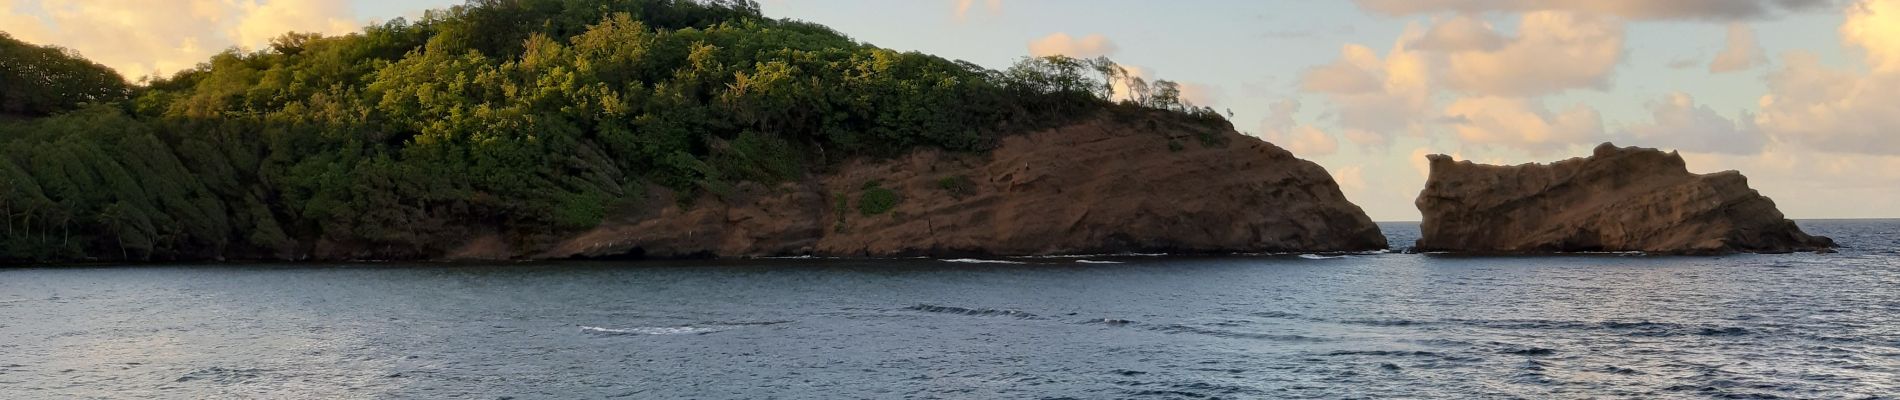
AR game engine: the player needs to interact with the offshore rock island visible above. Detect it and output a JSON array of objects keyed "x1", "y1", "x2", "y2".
[{"x1": 1414, "y1": 143, "x2": 1835, "y2": 254}]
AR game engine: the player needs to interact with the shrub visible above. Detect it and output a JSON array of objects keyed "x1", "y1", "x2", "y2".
[
  {"x1": 936, "y1": 175, "x2": 974, "y2": 197},
  {"x1": 857, "y1": 184, "x2": 899, "y2": 216}
]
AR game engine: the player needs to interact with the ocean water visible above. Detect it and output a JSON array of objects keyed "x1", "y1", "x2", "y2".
[{"x1": 1, "y1": 220, "x2": 1896, "y2": 399}]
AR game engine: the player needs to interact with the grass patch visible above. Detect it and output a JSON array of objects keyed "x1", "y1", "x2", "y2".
[{"x1": 936, "y1": 175, "x2": 974, "y2": 197}]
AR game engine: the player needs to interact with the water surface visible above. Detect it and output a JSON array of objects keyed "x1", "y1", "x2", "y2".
[{"x1": 2, "y1": 221, "x2": 1896, "y2": 398}]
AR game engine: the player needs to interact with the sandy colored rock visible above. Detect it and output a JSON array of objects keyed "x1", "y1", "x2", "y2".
[
  {"x1": 534, "y1": 111, "x2": 1387, "y2": 259},
  {"x1": 1414, "y1": 142, "x2": 1834, "y2": 254}
]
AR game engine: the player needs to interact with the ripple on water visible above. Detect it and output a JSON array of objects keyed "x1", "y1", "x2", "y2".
[
  {"x1": 904, "y1": 304, "x2": 1040, "y2": 319},
  {"x1": 579, "y1": 321, "x2": 791, "y2": 336},
  {"x1": 174, "y1": 367, "x2": 269, "y2": 384},
  {"x1": 2, "y1": 220, "x2": 1895, "y2": 399}
]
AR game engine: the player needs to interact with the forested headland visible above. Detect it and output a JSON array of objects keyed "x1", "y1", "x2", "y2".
[{"x1": 0, "y1": 0, "x2": 1224, "y2": 263}]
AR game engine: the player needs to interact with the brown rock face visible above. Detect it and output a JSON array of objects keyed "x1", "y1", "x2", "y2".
[
  {"x1": 535, "y1": 112, "x2": 1386, "y2": 259},
  {"x1": 1414, "y1": 142, "x2": 1834, "y2": 254}
]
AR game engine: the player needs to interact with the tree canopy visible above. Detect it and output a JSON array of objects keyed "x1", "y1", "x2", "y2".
[{"x1": 0, "y1": 0, "x2": 1221, "y2": 263}]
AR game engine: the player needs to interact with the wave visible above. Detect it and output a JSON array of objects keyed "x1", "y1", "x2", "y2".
[
  {"x1": 905, "y1": 304, "x2": 1040, "y2": 319},
  {"x1": 1150, "y1": 324, "x2": 1326, "y2": 342},
  {"x1": 1017, "y1": 252, "x2": 1170, "y2": 259},
  {"x1": 1074, "y1": 260, "x2": 1124, "y2": 264},
  {"x1": 1298, "y1": 254, "x2": 1353, "y2": 260},
  {"x1": 175, "y1": 367, "x2": 269, "y2": 384},
  {"x1": 580, "y1": 325, "x2": 725, "y2": 335},
  {"x1": 940, "y1": 258, "x2": 1027, "y2": 264}
]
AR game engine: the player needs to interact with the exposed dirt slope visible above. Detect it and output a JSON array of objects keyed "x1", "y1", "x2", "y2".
[{"x1": 532, "y1": 112, "x2": 1387, "y2": 259}]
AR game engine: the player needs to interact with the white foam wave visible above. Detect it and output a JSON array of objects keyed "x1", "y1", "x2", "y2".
[
  {"x1": 1298, "y1": 254, "x2": 1353, "y2": 260},
  {"x1": 1016, "y1": 252, "x2": 1170, "y2": 259},
  {"x1": 1075, "y1": 260, "x2": 1124, "y2": 264},
  {"x1": 580, "y1": 325, "x2": 723, "y2": 335},
  {"x1": 941, "y1": 258, "x2": 1027, "y2": 264}
]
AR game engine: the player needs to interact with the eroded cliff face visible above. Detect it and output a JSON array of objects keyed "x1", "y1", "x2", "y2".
[
  {"x1": 516, "y1": 112, "x2": 1387, "y2": 259},
  {"x1": 1414, "y1": 143, "x2": 1834, "y2": 254}
]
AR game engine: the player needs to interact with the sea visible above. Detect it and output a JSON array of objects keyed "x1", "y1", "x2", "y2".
[{"x1": 1, "y1": 220, "x2": 1895, "y2": 399}]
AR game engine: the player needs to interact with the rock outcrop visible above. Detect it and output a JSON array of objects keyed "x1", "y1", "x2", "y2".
[
  {"x1": 1414, "y1": 142, "x2": 1833, "y2": 254},
  {"x1": 528, "y1": 111, "x2": 1387, "y2": 259}
]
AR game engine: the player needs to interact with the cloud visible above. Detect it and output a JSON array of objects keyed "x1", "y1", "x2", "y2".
[
  {"x1": 1844, "y1": 0, "x2": 1900, "y2": 72},
  {"x1": 1300, "y1": 11, "x2": 1619, "y2": 152},
  {"x1": 1755, "y1": 0, "x2": 1900, "y2": 155},
  {"x1": 1407, "y1": 14, "x2": 1506, "y2": 52},
  {"x1": 1177, "y1": 82, "x2": 1221, "y2": 108},
  {"x1": 1409, "y1": 147, "x2": 1437, "y2": 177},
  {"x1": 1616, "y1": 93, "x2": 1766, "y2": 155},
  {"x1": 232, "y1": 0, "x2": 357, "y2": 50},
  {"x1": 1255, "y1": 99, "x2": 1339, "y2": 156},
  {"x1": 1270, "y1": 125, "x2": 1341, "y2": 156},
  {"x1": 1027, "y1": 32, "x2": 1118, "y2": 58},
  {"x1": 1298, "y1": 38, "x2": 1435, "y2": 145},
  {"x1": 1352, "y1": 0, "x2": 1838, "y2": 20},
  {"x1": 1332, "y1": 165, "x2": 1368, "y2": 194},
  {"x1": 1443, "y1": 97, "x2": 1604, "y2": 154},
  {"x1": 1711, "y1": 23, "x2": 1767, "y2": 73},
  {"x1": 1680, "y1": 148, "x2": 1900, "y2": 218},
  {"x1": 1439, "y1": 11, "x2": 1624, "y2": 97},
  {"x1": 953, "y1": 0, "x2": 1002, "y2": 20},
  {"x1": 1300, "y1": 47, "x2": 1384, "y2": 94},
  {"x1": 0, "y1": 0, "x2": 361, "y2": 78}
]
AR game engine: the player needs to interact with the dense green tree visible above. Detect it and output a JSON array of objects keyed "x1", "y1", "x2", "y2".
[
  {"x1": 0, "y1": 32, "x2": 130, "y2": 117},
  {"x1": 0, "y1": 0, "x2": 1223, "y2": 263}
]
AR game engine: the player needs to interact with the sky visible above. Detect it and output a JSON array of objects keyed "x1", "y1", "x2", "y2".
[{"x1": 2, "y1": 0, "x2": 1897, "y2": 220}]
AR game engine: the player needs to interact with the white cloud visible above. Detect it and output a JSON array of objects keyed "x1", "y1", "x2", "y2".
[
  {"x1": 0, "y1": 0, "x2": 361, "y2": 78},
  {"x1": 1299, "y1": 11, "x2": 1621, "y2": 153},
  {"x1": 1271, "y1": 125, "x2": 1341, "y2": 156},
  {"x1": 1439, "y1": 11, "x2": 1624, "y2": 97},
  {"x1": 232, "y1": 0, "x2": 357, "y2": 51},
  {"x1": 1617, "y1": 93, "x2": 1765, "y2": 155},
  {"x1": 1443, "y1": 97, "x2": 1604, "y2": 154},
  {"x1": 1255, "y1": 99, "x2": 1338, "y2": 156},
  {"x1": 1298, "y1": 38, "x2": 1435, "y2": 146},
  {"x1": 1027, "y1": 32, "x2": 1118, "y2": 58},
  {"x1": 1409, "y1": 147, "x2": 1438, "y2": 177},
  {"x1": 1407, "y1": 14, "x2": 1506, "y2": 52},
  {"x1": 1332, "y1": 165, "x2": 1368, "y2": 194},
  {"x1": 1711, "y1": 23, "x2": 1767, "y2": 73},
  {"x1": 1844, "y1": 0, "x2": 1900, "y2": 72},
  {"x1": 1178, "y1": 82, "x2": 1221, "y2": 108},
  {"x1": 1352, "y1": 0, "x2": 1838, "y2": 20},
  {"x1": 953, "y1": 0, "x2": 1002, "y2": 20},
  {"x1": 1755, "y1": 0, "x2": 1900, "y2": 155}
]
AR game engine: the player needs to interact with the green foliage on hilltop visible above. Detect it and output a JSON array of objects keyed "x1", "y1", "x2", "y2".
[
  {"x1": 0, "y1": 0, "x2": 1221, "y2": 262},
  {"x1": 0, "y1": 32, "x2": 130, "y2": 117}
]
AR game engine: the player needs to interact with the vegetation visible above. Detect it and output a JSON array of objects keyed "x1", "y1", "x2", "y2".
[
  {"x1": 936, "y1": 175, "x2": 974, "y2": 197},
  {"x1": 856, "y1": 183, "x2": 899, "y2": 216},
  {"x1": 0, "y1": 0, "x2": 1222, "y2": 262}
]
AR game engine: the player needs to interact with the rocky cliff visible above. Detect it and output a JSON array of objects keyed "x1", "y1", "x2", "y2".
[
  {"x1": 474, "y1": 112, "x2": 1387, "y2": 259},
  {"x1": 1414, "y1": 143, "x2": 1833, "y2": 254}
]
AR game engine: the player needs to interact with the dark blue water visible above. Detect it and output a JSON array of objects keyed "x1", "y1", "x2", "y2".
[{"x1": 2, "y1": 221, "x2": 1896, "y2": 399}]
